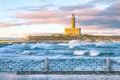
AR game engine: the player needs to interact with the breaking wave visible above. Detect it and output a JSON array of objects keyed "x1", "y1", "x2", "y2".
[
  {"x1": 74, "y1": 50, "x2": 88, "y2": 56},
  {"x1": 58, "y1": 43, "x2": 68, "y2": 46},
  {"x1": 0, "y1": 41, "x2": 120, "y2": 80},
  {"x1": 96, "y1": 42, "x2": 120, "y2": 48},
  {"x1": 89, "y1": 50, "x2": 100, "y2": 56},
  {"x1": 0, "y1": 41, "x2": 120, "y2": 59},
  {"x1": 68, "y1": 40, "x2": 80, "y2": 48}
]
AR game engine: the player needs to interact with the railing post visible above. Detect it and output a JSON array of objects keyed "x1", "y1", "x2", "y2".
[
  {"x1": 44, "y1": 57, "x2": 49, "y2": 72},
  {"x1": 106, "y1": 58, "x2": 111, "y2": 71}
]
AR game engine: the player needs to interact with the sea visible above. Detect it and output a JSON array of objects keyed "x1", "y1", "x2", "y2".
[{"x1": 0, "y1": 40, "x2": 120, "y2": 80}]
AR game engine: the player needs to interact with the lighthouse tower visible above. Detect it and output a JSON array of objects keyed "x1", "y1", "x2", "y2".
[
  {"x1": 64, "y1": 14, "x2": 81, "y2": 35},
  {"x1": 71, "y1": 14, "x2": 75, "y2": 28}
]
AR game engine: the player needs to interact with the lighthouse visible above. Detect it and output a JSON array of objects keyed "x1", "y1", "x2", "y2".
[
  {"x1": 64, "y1": 14, "x2": 81, "y2": 35},
  {"x1": 71, "y1": 14, "x2": 75, "y2": 28}
]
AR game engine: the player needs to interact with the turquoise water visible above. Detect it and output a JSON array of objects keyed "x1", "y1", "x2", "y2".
[
  {"x1": 0, "y1": 40, "x2": 120, "y2": 80},
  {"x1": 0, "y1": 41, "x2": 120, "y2": 60}
]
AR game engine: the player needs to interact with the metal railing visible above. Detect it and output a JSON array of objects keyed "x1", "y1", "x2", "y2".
[{"x1": 0, "y1": 58, "x2": 120, "y2": 72}]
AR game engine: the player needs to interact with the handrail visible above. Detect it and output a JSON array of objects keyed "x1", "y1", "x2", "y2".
[{"x1": 0, "y1": 58, "x2": 120, "y2": 72}]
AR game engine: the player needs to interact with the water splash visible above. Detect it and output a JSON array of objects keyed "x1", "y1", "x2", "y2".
[
  {"x1": 74, "y1": 50, "x2": 87, "y2": 56},
  {"x1": 22, "y1": 50, "x2": 34, "y2": 55},
  {"x1": 0, "y1": 41, "x2": 120, "y2": 58},
  {"x1": 68, "y1": 40, "x2": 80, "y2": 48},
  {"x1": 89, "y1": 50, "x2": 100, "y2": 56}
]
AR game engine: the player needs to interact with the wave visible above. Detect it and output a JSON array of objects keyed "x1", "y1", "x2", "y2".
[
  {"x1": 30, "y1": 43, "x2": 53, "y2": 49},
  {"x1": 22, "y1": 50, "x2": 34, "y2": 55},
  {"x1": 0, "y1": 43, "x2": 53, "y2": 54},
  {"x1": 74, "y1": 50, "x2": 100, "y2": 56},
  {"x1": 89, "y1": 50, "x2": 100, "y2": 56},
  {"x1": 0, "y1": 42, "x2": 54, "y2": 50},
  {"x1": 0, "y1": 42, "x2": 120, "y2": 57},
  {"x1": 6, "y1": 43, "x2": 30, "y2": 50},
  {"x1": 113, "y1": 59, "x2": 120, "y2": 63},
  {"x1": 96, "y1": 42, "x2": 120, "y2": 48},
  {"x1": 0, "y1": 47, "x2": 15, "y2": 53},
  {"x1": 58, "y1": 43, "x2": 68, "y2": 46},
  {"x1": 73, "y1": 50, "x2": 115, "y2": 57},
  {"x1": 68, "y1": 40, "x2": 80, "y2": 48},
  {"x1": 74, "y1": 50, "x2": 88, "y2": 56}
]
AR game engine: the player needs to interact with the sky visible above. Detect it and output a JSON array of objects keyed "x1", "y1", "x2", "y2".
[{"x1": 0, "y1": 0, "x2": 120, "y2": 38}]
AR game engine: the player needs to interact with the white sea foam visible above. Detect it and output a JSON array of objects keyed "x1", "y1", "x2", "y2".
[
  {"x1": 74, "y1": 50, "x2": 87, "y2": 56},
  {"x1": 69, "y1": 44, "x2": 75, "y2": 48},
  {"x1": 58, "y1": 43, "x2": 68, "y2": 46},
  {"x1": 6, "y1": 43, "x2": 30, "y2": 50},
  {"x1": 89, "y1": 50, "x2": 100, "y2": 56},
  {"x1": 22, "y1": 50, "x2": 34, "y2": 55},
  {"x1": 96, "y1": 42, "x2": 120, "y2": 48},
  {"x1": 21, "y1": 42, "x2": 28, "y2": 45},
  {"x1": 0, "y1": 42, "x2": 120, "y2": 58},
  {"x1": 68, "y1": 40, "x2": 80, "y2": 48},
  {"x1": 96, "y1": 42, "x2": 107, "y2": 47},
  {"x1": 30, "y1": 43, "x2": 52, "y2": 49},
  {"x1": 112, "y1": 58, "x2": 120, "y2": 63},
  {"x1": 68, "y1": 40, "x2": 80, "y2": 44}
]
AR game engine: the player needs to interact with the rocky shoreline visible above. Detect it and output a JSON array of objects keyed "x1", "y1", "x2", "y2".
[
  {"x1": 0, "y1": 35, "x2": 120, "y2": 43},
  {"x1": 22, "y1": 35, "x2": 120, "y2": 43}
]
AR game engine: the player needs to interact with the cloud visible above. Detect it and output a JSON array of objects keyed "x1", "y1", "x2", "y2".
[
  {"x1": 76, "y1": 16, "x2": 111, "y2": 23},
  {"x1": 24, "y1": 18, "x2": 70, "y2": 25},
  {"x1": 81, "y1": 25, "x2": 120, "y2": 35},
  {"x1": 58, "y1": 0, "x2": 119, "y2": 11},
  {"x1": 14, "y1": 1, "x2": 120, "y2": 30},
  {"x1": 0, "y1": 22, "x2": 15, "y2": 27},
  {"x1": 73, "y1": 9, "x2": 101, "y2": 16},
  {"x1": 1, "y1": 0, "x2": 119, "y2": 36},
  {"x1": 15, "y1": 8, "x2": 102, "y2": 26},
  {"x1": 16, "y1": 10, "x2": 70, "y2": 19},
  {"x1": 0, "y1": 22, "x2": 24, "y2": 27},
  {"x1": 81, "y1": 24, "x2": 108, "y2": 30},
  {"x1": 59, "y1": 4, "x2": 93, "y2": 11},
  {"x1": 79, "y1": 1, "x2": 120, "y2": 29},
  {"x1": 100, "y1": 2, "x2": 120, "y2": 16},
  {"x1": 88, "y1": 0, "x2": 119, "y2": 4},
  {"x1": 6, "y1": 4, "x2": 54, "y2": 11},
  {"x1": 113, "y1": 16, "x2": 120, "y2": 21}
]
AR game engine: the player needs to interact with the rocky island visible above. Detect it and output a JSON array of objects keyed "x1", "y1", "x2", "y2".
[{"x1": 22, "y1": 34, "x2": 120, "y2": 43}]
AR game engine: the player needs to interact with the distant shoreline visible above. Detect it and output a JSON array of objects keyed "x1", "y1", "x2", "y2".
[
  {"x1": 23, "y1": 35, "x2": 120, "y2": 43},
  {"x1": 0, "y1": 35, "x2": 120, "y2": 43}
]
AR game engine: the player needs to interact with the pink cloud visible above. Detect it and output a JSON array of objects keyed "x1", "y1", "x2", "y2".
[
  {"x1": 0, "y1": 8, "x2": 111, "y2": 28},
  {"x1": 73, "y1": 9, "x2": 101, "y2": 16},
  {"x1": 77, "y1": 16, "x2": 96, "y2": 21},
  {"x1": 113, "y1": 16, "x2": 120, "y2": 21},
  {"x1": 80, "y1": 25, "x2": 118, "y2": 35},
  {"x1": 16, "y1": 9, "x2": 101, "y2": 20},
  {"x1": 0, "y1": 22, "x2": 15, "y2": 27},
  {"x1": 24, "y1": 18, "x2": 70, "y2": 25},
  {"x1": 16, "y1": 10, "x2": 70, "y2": 19},
  {"x1": 81, "y1": 24, "x2": 108, "y2": 30},
  {"x1": 15, "y1": 8, "x2": 102, "y2": 25}
]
